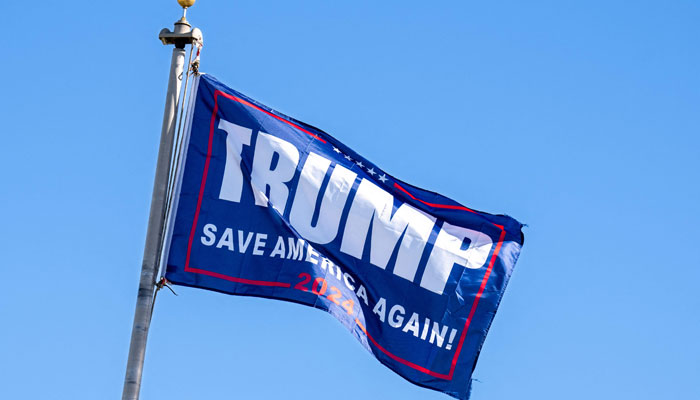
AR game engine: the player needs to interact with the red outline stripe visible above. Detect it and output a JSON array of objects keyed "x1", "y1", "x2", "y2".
[
  {"x1": 217, "y1": 91, "x2": 326, "y2": 143},
  {"x1": 183, "y1": 90, "x2": 508, "y2": 380},
  {"x1": 184, "y1": 91, "x2": 220, "y2": 270},
  {"x1": 187, "y1": 267, "x2": 291, "y2": 288},
  {"x1": 394, "y1": 182, "x2": 478, "y2": 214},
  {"x1": 446, "y1": 228, "x2": 505, "y2": 378}
]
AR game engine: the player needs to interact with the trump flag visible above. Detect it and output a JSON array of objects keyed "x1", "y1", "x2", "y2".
[{"x1": 163, "y1": 74, "x2": 524, "y2": 399}]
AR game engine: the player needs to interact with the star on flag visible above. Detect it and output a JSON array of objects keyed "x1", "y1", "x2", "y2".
[{"x1": 330, "y1": 143, "x2": 388, "y2": 185}]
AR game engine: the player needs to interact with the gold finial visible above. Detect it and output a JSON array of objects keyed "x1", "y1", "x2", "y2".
[
  {"x1": 177, "y1": 0, "x2": 196, "y2": 8},
  {"x1": 177, "y1": 0, "x2": 195, "y2": 23}
]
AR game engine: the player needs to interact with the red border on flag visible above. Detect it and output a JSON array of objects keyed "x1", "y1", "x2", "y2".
[{"x1": 183, "y1": 90, "x2": 507, "y2": 380}]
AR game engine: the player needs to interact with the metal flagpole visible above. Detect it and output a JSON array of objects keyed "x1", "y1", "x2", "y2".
[{"x1": 122, "y1": 1, "x2": 202, "y2": 399}]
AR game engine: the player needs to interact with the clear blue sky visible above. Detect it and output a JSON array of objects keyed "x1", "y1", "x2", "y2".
[{"x1": 1, "y1": 0, "x2": 698, "y2": 399}]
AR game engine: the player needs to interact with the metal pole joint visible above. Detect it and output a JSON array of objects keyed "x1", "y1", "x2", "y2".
[{"x1": 158, "y1": 24, "x2": 203, "y2": 49}]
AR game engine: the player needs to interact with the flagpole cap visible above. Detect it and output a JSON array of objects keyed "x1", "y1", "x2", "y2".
[{"x1": 177, "y1": 0, "x2": 196, "y2": 8}]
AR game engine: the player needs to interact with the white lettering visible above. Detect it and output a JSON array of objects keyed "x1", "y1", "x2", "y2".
[
  {"x1": 201, "y1": 223, "x2": 217, "y2": 246},
  {"x1": 340, "y1": 179, "x2": 435, "y2": 283},
  {"x1": 290, "y1": 153, "x2": 356, "y2": 244},
  {"x1": 305, "y1": 245, "x2": 319, "y2": 264},
  {"x1": 421, "y1": 317, "x2": 431, "y2": 340},
  {"x1": 252, "y1": 233, "x2": 267, "y2": 255},
  {"x1": 216, "y1": 228, "x2": 234, "y2": 251},
  {"x1": 342, "y1": 272, "x2": 355, "y2": 291},
  {"x1": 237, "y1": 231, "x2": 254, "y2": 254},
  {"x1": 373, "y1": 297, "x2": 386, "y2": 322},
  {"x1": 218, "y1": 120, "x2": 252, "y2": 203},
  {"x1": 356, "y1": 285, "x2": 369, "y2": 306},
  {"x1": 269, "y1": 236, "x2": 286, "y2": 258},
  {"x1": 421, "y1": 222, "x2": 493, "y2": 294},
  {"x1": 429, "y1": 321, "x2": 449, "y2": 347},
  {"x1": 402, "y1": 313, "x2": 420, "y2": 337},
  {"x1": 388, "y1": 304, "x2": 405, "y2": 328},
  {"x1": 250, "y1": 132, "x2": 300, "y2": 214},
  {"x1": 287, "y1": 238, "x2": 305, "y2": 260}
]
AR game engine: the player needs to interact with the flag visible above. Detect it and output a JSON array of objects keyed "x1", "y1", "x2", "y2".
[{"x1": 164, "y1": 74, "x2": 524, "y2": 399}]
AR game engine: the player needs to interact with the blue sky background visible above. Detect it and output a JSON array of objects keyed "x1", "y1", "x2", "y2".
[{"x1": 1, "y1": 1, "x2": 699, "y2": 399}]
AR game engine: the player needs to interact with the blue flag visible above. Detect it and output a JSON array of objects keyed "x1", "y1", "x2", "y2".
[{"x1": 164, "y1": 74, "x2": 524, "y2": 399}]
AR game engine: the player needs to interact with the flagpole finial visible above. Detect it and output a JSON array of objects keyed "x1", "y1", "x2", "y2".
[
  {"x1": 177, "y1": 0, "x2": 196, "y2": 7},
  {"x1": 177, "y1": 0, "x2": 196, "y2": 22}
]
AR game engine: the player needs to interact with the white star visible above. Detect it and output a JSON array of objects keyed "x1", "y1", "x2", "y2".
[
  {"x1": 355, "y1": 160, "x2": 364, "y2": 168},
  {"x1": 333, "y1": 147, "x2": 341, "y2": 153},
  {"x1": 344, "y1": 154, "x2": 352, "y2": 161},
  {"x1": 378, "y1": 174, "x2": 388, "y2": 183},
  {"x1": 366, "y1": 167, "x2": 376, "y2": 176}
]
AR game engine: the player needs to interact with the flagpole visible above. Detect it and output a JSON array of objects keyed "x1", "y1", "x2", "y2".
[{"x1": 122, "y1": 2, "x2": 202, "y2": 399}]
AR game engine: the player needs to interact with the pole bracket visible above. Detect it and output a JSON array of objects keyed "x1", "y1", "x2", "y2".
[{"x1": 159, "y1": 21, "x2": 203, "y2": 48}]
